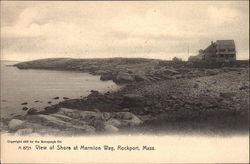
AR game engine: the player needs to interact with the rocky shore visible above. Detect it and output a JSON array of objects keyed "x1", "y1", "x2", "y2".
[{"x1": 1, "y1": 58, "x2": 249, "y2": 135}]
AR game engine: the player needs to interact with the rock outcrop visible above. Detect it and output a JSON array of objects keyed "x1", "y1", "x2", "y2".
[
  {"x1": 8, "y1": 119, "x2": 25, "y2": 131},
  {"x1": 115, "y1": 72, "x2": 135, "y2": 84},
  {"x1": 100, "y1": 73, "x2": 114, "y2": 81},
  {"x1": 104, "y1": 125, "x2": 119, "y2": 133},
  {"x1": 7, "y1": 107, "x2": 143, "y2": 135}
]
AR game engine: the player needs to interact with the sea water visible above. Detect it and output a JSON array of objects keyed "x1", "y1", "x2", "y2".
[{"x1": 0, "y1": 61, "x2": 119, "y2": 118}]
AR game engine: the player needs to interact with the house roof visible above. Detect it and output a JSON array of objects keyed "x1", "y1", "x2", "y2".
[{"x1": 216, "y1": 40, "x2": 235, "y2": 46}]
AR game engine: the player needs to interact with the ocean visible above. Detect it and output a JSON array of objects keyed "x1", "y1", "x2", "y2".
[{"x1": 0, "y1": 61, "x2": 119, "y2": 118}]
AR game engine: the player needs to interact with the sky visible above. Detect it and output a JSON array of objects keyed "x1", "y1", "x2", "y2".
[{"x1": 1, "y1": 1, "x2": 249, "y2": 61}]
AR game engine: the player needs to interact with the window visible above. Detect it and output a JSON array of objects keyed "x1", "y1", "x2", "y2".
[
  {"x1": 219, "y1": 49, "x2": 226, "y2": 52},
  {"x1": 228, "y1": 48, "x2": 235, "y2": 52},
  {"x1": 220, "y1": 54, "x2": 224, "y2": 58}
]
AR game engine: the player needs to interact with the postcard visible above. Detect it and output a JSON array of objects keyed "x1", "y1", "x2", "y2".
[{"x1": 1, "y1": 1, "x2": 249, "y2": 163}]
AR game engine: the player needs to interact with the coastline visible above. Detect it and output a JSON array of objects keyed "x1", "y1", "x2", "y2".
[{"x1": 1, "y1": 58, "x2": 249, "y2": 135}]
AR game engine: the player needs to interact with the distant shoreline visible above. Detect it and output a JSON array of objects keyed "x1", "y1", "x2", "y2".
[{"x1": 0, "y1": 60, "x2": 21, "y2": 63}]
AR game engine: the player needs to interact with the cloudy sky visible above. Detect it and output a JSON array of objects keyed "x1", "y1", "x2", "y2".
[{"x1": 1, "y1": 1, "x2": 249, "y2": 61}]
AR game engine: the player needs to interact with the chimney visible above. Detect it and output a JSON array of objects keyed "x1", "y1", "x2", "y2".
[{"x1": 211, "y1": 41, "x2": 213, "y2": 45}]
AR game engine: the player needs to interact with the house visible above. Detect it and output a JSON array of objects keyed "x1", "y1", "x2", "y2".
[{"x1": 188, "y1": 40, "x2": 236, "y2": 62}]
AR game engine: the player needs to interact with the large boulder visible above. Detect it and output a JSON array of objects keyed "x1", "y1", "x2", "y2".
[
  {"x1": 80, "y1": 111, "x2": 103, "y2": 121},
  {"x1": 104, "y1": 125, "x2": 119, "y2": 133},
  {"x1": 27, "y1": 114, "x2": 95, "y2": 133},
  {"x1": 102, "y1": 112, "x2": 112, "y2": 121},
  {"x1": 28, "y1": 114, "x2": 67, "y2": 127},
  {"x1": 59, "y1": 108, "x2": 105, "y2": 131},
  {"x1": 59, "y1": 108, "x2": 101, "y2": 120},
  {"x1": 100, "y1": 73, "x2": 114, "y2": 81},
  {"x1": 50, "y1": 113, "x2": 73, "y2": 122},
  {"x1": 8, "y1": 119, "x2": 25, "y2": 131},
  {"x1": 114, "y1": 112, "x2": 133, "y2": 120},
  {"x1": 58, "y1": 108, "x2": 82, "y2": 119},
  {"x1": 115, "y1": 72, "x2": 135, "y2": 83},
  {"x1": 113, "y1": 112, "x2": 143, "y2": 126},
  {"x1": 105, "y1": 118, "x2": 122, "y2": 127}
]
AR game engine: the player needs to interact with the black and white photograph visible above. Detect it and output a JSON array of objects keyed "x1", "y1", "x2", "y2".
[{"x1": 0, "y1": 1, "x2": 249, "y2": 163}]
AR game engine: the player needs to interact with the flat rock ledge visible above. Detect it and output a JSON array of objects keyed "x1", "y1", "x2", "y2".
[{"x1": 7, "y1": 108, "x2": 143, "y2": 136}]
